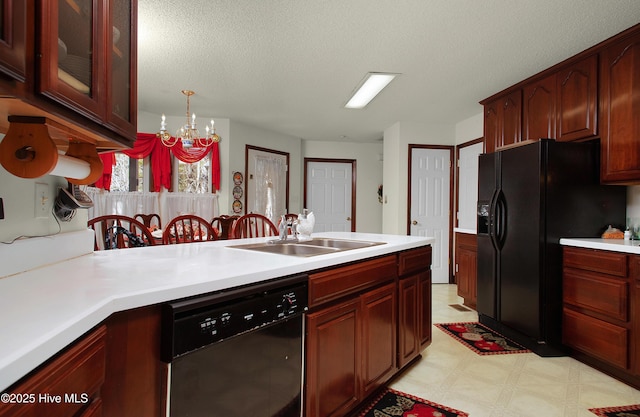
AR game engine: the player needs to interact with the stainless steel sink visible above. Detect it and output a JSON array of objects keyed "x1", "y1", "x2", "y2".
[
  {"x1": 228, "y1": 238, "x2": 385, "y2": 257},
  {"x1": 299, "y1": 238, "x2": 384, "y2": 249}
]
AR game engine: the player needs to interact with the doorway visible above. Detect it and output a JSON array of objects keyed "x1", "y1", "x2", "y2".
[
  {"x1": 304, "y1": 158, "x2": 356, "y2": 232},
  {"x1": 408, "y1": 145, "x2": 454, "y2": 284},
  {"x1": 245, "y1": 146, "x2": 290, "y2": 224}
]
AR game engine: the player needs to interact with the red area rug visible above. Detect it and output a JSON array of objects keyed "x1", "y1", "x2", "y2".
[
  {"x1": 589, "y1": 404, "x2": 640, "y2": 416},
  {"x1": 435, "y1": 322, "x2": 531, "y2": 355},
  {"x1": 358, "y1": 388, "x2": 468, "y2": 417}
]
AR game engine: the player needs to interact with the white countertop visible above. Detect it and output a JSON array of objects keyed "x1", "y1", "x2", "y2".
[
  {"x1": 0, "y1": 231, "x2": 433, "y2": 392},
  {"x1": 560, "y1": 238, "x2": 640, "y2": 254}
]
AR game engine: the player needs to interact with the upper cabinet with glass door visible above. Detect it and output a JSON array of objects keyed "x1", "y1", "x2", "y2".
[
  {"x1": 107, "y1": 0, "x2": 137, "y2": 139},
  {"x1": 38, "y1": 0, "x2": 137, "y2": 140},
  {"x1": 0, "y1": 0, "x2": 30, "y2": 84}
]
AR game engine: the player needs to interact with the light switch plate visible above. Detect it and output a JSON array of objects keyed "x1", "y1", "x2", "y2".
[{"x1": 35, "y1": 183, "x2": 49, "y2": 219}]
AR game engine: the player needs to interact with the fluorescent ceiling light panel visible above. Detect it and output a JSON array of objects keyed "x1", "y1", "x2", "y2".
[{"x1": 345, "y1": 72, "x2": 398, "y2": 109}]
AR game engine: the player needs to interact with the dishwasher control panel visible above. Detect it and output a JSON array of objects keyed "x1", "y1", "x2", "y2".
[{"x1": 161, "y1": 274, "x2": 308, "y2": 361}]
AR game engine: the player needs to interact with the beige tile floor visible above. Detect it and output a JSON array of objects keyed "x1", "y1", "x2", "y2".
[{"x1": 390, "y1": 284, "x2": 640, "y2": 417}]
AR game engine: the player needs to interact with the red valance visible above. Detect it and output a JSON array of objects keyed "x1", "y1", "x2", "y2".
[
  {"x1": 94, "y1": 153, "x2": 116, "y2": 189},
  {"x1": 95, "y1": 133, "x2": 220, "y2": 192}
]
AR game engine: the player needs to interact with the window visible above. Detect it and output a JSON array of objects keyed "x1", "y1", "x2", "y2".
[
  {"x1": 110, "y1": 153, "x2": 143, "y2": 192},
  {"x1": 175, "y1": 154, "x2": 211, "y2": 193},
  {"x1": 108, "y1": 151, "x2": 215, "y2": 193}
]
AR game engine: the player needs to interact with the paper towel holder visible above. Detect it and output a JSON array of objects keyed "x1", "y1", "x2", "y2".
[{"x1": 0, "y1": 116, "x2": 103, "y2": 184}]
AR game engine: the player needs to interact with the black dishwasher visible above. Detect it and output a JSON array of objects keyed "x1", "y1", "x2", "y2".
[{"x1": 161, "y1": 274, "x2": 308, "y2": 417}]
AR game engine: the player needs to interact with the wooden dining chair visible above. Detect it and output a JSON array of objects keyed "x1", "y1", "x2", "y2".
[
  {"x1": 211, "y1": 215, "x2": 240, "y2": 240},
  {"x1": 134, "y1": 213, "x2": 162, "y2": 230},
  {"x1": 88, "y1": 215, "x2": 156, "y2": 250},
  {"x1": 230, "y1": 213, "x2": 278, "y2": 239},
  {"x1": 163, "y1": 215, "x2": 218, "y2": 244}
]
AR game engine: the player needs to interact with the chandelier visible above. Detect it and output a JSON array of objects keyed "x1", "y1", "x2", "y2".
[{"x1": 157, "y1": 90, "x2": 221, "y2": 149}]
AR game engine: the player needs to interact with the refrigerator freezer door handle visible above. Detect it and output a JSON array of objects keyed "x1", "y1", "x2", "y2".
[
  {"x1": 494, "y1": 190, "x2": 507, "y2": 249},
  {"x1": 488, "y1": 189, "x2": 499, "y2": 249}
]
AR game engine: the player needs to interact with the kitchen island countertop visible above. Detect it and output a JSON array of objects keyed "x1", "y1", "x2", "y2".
[
  {"x1": 560, "y1": 237, "x2": 640, "y2": 254},
  {"x1": 0, "y1": 231, "x2": 433, "y2": 392}
]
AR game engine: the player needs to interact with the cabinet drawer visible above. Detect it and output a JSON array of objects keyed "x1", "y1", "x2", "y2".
[
  {"x1": 563, "y1": 308, "x2": 628, "y2": 369},
  {"x1": 398, "y1": 246, "x2": 432, "y2": 276},
  {"x1": 563, "y1": 268, "x2": 628, "y2": 321},
  {"x1": 563, "y1": 247, "x2": 627, "y2": 277},
  {"x1": 309, "y1": 256, "x2": 397, "y2": 308},
  {"x1": 0, "y1": 325, "x2": 106, "y2": 417},
  {"x1": 455, "y1": 233, "x2": 477, "y2": 250}
]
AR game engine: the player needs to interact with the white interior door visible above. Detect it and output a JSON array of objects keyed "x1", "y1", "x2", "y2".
[
  {"x1": 306, "y1": 161, "x2": 353, "y2": 232},
  {"x1": 409, "y1": 147, "x2": 451, "y2": 284},
  {"x1": 457, "y1": 142, "x2": 483, "y2": 231}
]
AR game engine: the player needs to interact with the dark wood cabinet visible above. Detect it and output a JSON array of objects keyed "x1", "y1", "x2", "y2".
[
  {"x1": 556, "y1": 55, "x2": 598, "y2": 142},
  {"x1": 631, "y1": 256, "x2": 640, "y2": 376},
  {"x1": 455, "y1": 232, "x2": 477, "y2": 309},
  {"x1": 523, "y1": 74, "x2": 556, "y2": 141},
  {"x1": 0, "y1": 0, "x2": 136, "y2": 150},
  {"x1": 306, "y1": 247, "x2": 432, "y2": 417},
  {"x1": 483, "y1": 100, "x2": 499, "y2": 153},
  {"x1": 501, "y1": 91, "x2": 522, "y2": 148},
  {"x1": 398, "y1": 273, "x2": 419, "y2": 368},
  {"x1": 397, "y1": 247, "x2": 432, "y2": 368},
  {"x1": 360, "y1": 282, "x2": 397, "y2": 398},
  {"x1": 562, "y1": 246, "x2": 640, "y2": 388},
  {"x1": 0, "y1": 306, "x2": 165, "y2": 417},
  {"x1": 38, "y1": 0, "x2": 137, "y2": 139},
  {"x1": 492, "y1": 54, "x2": 598, "y2": 148},
  {"x1": 39, "y1": 0, "x2": 105, "y2": 122},
  {"x1": 417, "y1": 271, "x2": 432, "y2": 349},
  {"x1": 0, "y1": 325, "x2": 107, "y2": 417},
  {"x1": 0, "y1": 0, "x2": 31, "y2": 84},
  {"x1": 102, "y1": 305, "x2": 164, "y2": 417},
  {"x1": 306, "y1": 280, "x2": 398, "y2": 417},
  {"x1": 599, "y1": 30, "x2": 640, "y2": 183},
  {"x1": 483, "y1": 90, "x2": 522, "y2": 153},
  {"x1": 306, "y1": 298, "x2": 360, "y2": 417},
  {"x1": 306, "y1": 256, "x2": 397, "y2": 417}
]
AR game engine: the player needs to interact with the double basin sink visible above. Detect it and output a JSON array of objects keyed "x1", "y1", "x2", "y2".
[{"x1": 229, "y1": 237, "x2": 385, "y2": 257}]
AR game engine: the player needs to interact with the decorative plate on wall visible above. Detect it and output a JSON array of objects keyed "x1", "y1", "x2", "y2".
[
  {"x1": 232, "y1": 199, "x2": 243, "y2": 214},
  {"x1": 233, "y1": 185, "x2": 243, "y2": 200},
  {"x1": 233, "y1": 172, "x2": 243, "y2": 185}
]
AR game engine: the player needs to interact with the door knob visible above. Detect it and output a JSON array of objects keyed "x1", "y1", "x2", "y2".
[
  {"x1": 347, "y1": 217, "x2": 351, "y2": 221},
  {"x1": 411, "y1": 220, "x2": 418, "y2": 225}
]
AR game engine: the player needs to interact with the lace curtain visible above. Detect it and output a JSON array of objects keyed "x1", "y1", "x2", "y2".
[
  {"x1": 85, "y1": 188, "x2": 219, "y2": 226},
  {"x1": 253, "y1": 155, "x2": 286, "y2": 224}
]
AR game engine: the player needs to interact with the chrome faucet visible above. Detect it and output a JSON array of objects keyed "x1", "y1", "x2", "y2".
[{"x1": 278, "y1": 215, "x2": 298, "y2": 242}]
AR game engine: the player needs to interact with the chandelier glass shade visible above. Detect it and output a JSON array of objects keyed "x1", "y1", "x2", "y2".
[{"x1": 157, "y1": 90, "x2": 221, "y2": 149}]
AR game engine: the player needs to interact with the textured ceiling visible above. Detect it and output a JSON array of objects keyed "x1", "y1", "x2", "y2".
[{"x1": 137, "y1": 1, "x2": 640, "y2": 142}]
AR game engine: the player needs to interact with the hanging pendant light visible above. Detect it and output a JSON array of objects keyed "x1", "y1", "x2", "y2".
[{"x1": 157, "y1": 90, "x2": 221, "y2": 149}]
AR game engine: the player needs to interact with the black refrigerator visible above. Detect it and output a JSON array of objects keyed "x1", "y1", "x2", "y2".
[{"x1": 476, "y1": 139, "x2": 626, "y2": 356}]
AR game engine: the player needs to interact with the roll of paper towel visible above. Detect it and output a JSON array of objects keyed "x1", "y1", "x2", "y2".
[{"x1": 50, "y1": 154, "x2": 91, "y2": 179}]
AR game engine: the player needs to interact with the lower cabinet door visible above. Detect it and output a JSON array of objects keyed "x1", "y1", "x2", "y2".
[
  {"x1": 361, "y1": 283, "x2": 397, "y2": 397},
  {"x1": 398, "y1": 275, "x2": 419, "y2": 368},
  {"x1": 563, "y1": 308, "x2": 628, "y2": 369},
  {"x1": 306, "y1": 298, "x2": 360, "y2": 417},
  {"x1": 418, "y1": 271, "x2": 433, "y2": 350}
]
